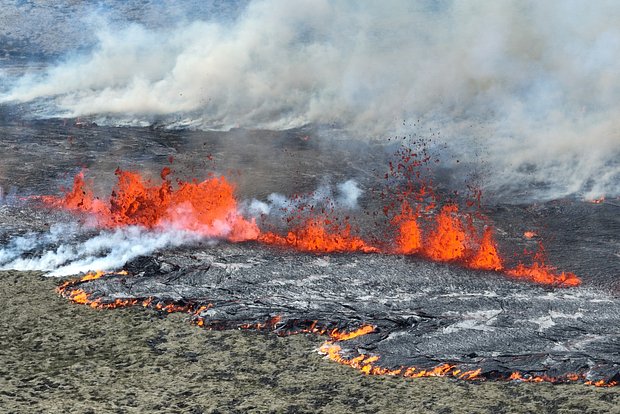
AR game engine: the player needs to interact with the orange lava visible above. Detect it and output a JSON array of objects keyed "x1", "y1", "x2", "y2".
[
  {"x1": 44, "y1": 167, "x2": 582, "y2": 288},
  {"x1": 392, "y1": 201, "x2": 422, "y2": 254},
  {"x1": 57, "y1": 269, "x2": 118, "y2": 291},
  {"x1": 468, "y1": 227, "x2": 503, "y2": 271},
  {"x1": 329, "y1": 324, "x2": 375, "y2": 341},
  {"x1": 586, "y1": 379, "x2": 619, "y2": 387},
  {"x1": 319, "y1": 324, "x2": 615, "y2": 386},
  {"x1": 239, "y1": 315, "x2": 282, "y2": 330},
  {"x1": 57, "y1": 272, "x2": 610, "y2": 387},
  {"x1": 46, "y1": 169, "x2": 259, "y2": 242},
  {"x1": 506, "y1": 262, "x2": 581, "y2": 287},
  {"x1": 523, "y1": 231, "x2": 538, "y2": 239},
  {"x1": 318, "y1": 324, "x2": 483, "y2": 379},
  {"x1": 424, "y1": 205, "x2": 467, "y2": 261},
  {"x1": 319, "y1": 342, "x2": 403, "y2": 376},
  {"x1": 80, "y1": 270, "x2": 107, "y2": 281},
  {"x1": 259, "y1": 218, "x2": 378, "y2": 253},
  {"x1": 320, "y1": 341, "x2": 484, "y2": 379},
  {"x1": 390, "y1": 201, "x2": 578, "y2": 285},
  {"x1": 63, "y1": 287, "x2": 140, "y2": 309},
  {"x1": 58, "y1": 271, "x2": 214, "y2": 317},
  {"x1": 590, "y1": 196, "x2": 605, "y2": 204},
  {"x1": 56, "y1": 171, "x2": 108, "y2": 215}
]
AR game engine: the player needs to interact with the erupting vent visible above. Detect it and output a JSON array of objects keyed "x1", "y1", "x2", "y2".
[
  {"x1": 43, "y1": 169, "x2": 259, "y2": 242},
  {"x1": 41, "y1": 158, "x2": 580, "y2": 287}
]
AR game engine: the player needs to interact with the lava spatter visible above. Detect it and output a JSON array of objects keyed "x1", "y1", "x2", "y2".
[
  {"x1": 467, "y1": 227, "x2": 503, "y2": 271},
  {"x1": 43, "y1": 165, "x2": 581, "y2": 287},
  {"x1": 392, "y1": 200, "x2": 422, "y2": 254},
  {"x1": 45, "y1": 168, "x2": 259, "y2": 242},
  {"x1": 258, "y1": 218, "x2": 378, "y2": 253},
  {"x1": 423, "y1": 204, "x2": 468, "y2": 262}
]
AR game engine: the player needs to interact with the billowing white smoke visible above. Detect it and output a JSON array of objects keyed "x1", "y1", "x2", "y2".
[
  {"x1": 0, "y1": 223, "x2": 81, "y2": 266},
  {"x1": 0, "y1": 224, "x2": 203, "y2": 277},
  {"x1": 2, "y1": 0, "x2": 620, "y2": 200},
  {"x1": 243, "y1": 179, "x2": 362, "y2": 218}
]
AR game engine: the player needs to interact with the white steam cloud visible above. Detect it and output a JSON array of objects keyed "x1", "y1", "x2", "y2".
[
  {"x1": 2, "y1": 0, "x2": 620, "y2": 200},
  {"x1": 0, "y1": 225, "x2": 204, "y2": 277},
  {"x1": 243, "y1": 179, "x2": 363, "y2": 218}
]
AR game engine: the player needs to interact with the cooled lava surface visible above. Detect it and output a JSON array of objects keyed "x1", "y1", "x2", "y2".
[{"x1": 57, "y1": 238, "x2": 620, "y2": 385}]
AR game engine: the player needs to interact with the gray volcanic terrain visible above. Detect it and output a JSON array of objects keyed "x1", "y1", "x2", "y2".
[
  {"x1": 61, "y1": 237, "x2": 620, "y2": 384},
  {"x1": 1, "y1": 7, "x2": 619, "y2": 414},
  {"x1": 4, "y1": 270, "x2": 619, "y2": 414},
  {"x1": 0, "y1": 117, "x2": 617, "y2": 385}
]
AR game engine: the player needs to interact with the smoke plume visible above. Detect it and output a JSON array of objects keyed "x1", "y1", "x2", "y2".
[
  {"x1": 2, "y1": 0, "x2": 619, "y2": 200},
  {"x1": 243, "y1": 179, "x2": 363, "y2": 218},
  {"x1": 0, "y1": 225, "x2": 204, "y2": 277}
]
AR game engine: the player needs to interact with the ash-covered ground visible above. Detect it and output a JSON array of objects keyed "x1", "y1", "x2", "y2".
[{"x1": 0, "y1": 115, "x2": 618, "y2": 385}]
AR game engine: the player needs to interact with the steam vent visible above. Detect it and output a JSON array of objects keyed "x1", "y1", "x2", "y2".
[{"x1": 1, "y1": 1, "x2": 620, "y2": 412}]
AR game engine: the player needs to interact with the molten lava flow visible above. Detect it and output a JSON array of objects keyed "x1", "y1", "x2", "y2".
[
  {"x1": 239, "y1": 315, "x2": 282, "y2": 330},
  {"x1": 424, "y1": 205, "x2": 467, "y2": 261},
  {"x1": 329, "y1": 324, "x2": 375, "y2": 341},
  {"x1": 586, "y1": 379, "x2": 619, "y2": 387},
  {"x1": 58, "y1": 275, "x2": 140, "y2": 309},
  {"x1": 80, "y1": 270, "x2": 107, "y2": 281},
  {"x1": 57, "y1": 270, "x2": 211, "y2": 314},
  {"x1": 259, "y1": 218, "x2": 378, "y2": 253},
  {"x1": 404, "y1": 364, "x2": 482, "y2": 380},
  {"x1": 319, "y1": 327, "x2": 613, "y2": 385},
  {"x1": 56, "y1": 269, "x2": 120, "y2": 292},
  {"x1": 507, "y1": 262, "x2": 581, "y2": 287},
  {"x1": 468, "y1": 227, "x2": 503, "y2": 271},
  {"x1": 508, "y1": 371, "x2": 577, "y2": 383},
  {"x1": 46, "y1": 169, "x2": 259, "y2": 242},
  {"x1": 392, "y1": 201, "x2": 422, "y2": 254},
  {"x1": 318, "y1": 324, "x2": 401, "y2": 376},
  {"x1": 319, "y1": 343, "x2": 403, "y2": 376},
  {"x1": 318, "y1": 326, "x2": 484, "y2": 380}
]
